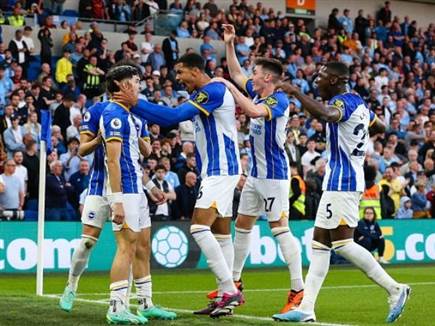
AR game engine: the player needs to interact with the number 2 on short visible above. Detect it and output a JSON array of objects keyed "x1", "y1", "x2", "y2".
[{"x1": 263, "y1": 197, "x2": 275, "y2": 212}]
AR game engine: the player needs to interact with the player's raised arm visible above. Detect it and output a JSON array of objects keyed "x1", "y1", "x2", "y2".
[
  {"x1": 222, "y1": 24, "x2": 247, "y2": 88},
  {"x1": 211, "y1": 77, "x2": 274, "y2": 119},
  {"x1": 279, "y1": 82, "x2": 341, "y2": 123}
]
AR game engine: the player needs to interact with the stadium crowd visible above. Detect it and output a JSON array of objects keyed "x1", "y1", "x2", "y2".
[{"x1": 0, "y1": 0, "x2": 433, "y2": 221}]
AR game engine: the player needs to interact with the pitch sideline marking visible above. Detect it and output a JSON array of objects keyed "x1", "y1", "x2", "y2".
[
  {"x1": 53, "y1": 281, "x2": 435, "y2": 296},
  {"x1": 43, "y1": 294, "x2": 351, "y2": 326}
]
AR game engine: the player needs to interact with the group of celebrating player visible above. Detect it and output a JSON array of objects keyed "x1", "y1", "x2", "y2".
[{"x1": 58, "y1": 24, "x2": 410, "y2": 324}]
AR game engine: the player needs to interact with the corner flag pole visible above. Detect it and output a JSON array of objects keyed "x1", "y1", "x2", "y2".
[
  {"x1": 36, "y1": 109, "x2": 51, "y2": 296},
  {"x1": 36, "y1": 140, "x2": 47, "y2": 296}
]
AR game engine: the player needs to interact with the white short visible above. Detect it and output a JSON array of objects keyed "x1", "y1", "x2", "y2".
[
  {"x1": 195, "y1": 175, "x2": 240, "y2": 217},
  {"x1": 111, "y1": 193, "x2": 150, "y2": 232},
  {"x1": 238, "y1": 177, "x2": 290, "y2": 222},
  {"x1": 315, "y1": 191, "x2": 361, "y2": 229},
  {"x1": 81, "y1": 195, "x2": 111, "y2": 229}
]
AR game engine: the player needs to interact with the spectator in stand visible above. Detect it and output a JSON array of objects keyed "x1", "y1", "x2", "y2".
[
  {"x1": 22, "y1": 137, "x2": 38, "y2": 200},
  {"x1": 66, "y1": 114, "x2": 81, "y2": 142},
  {"x1": 8, "y1": 29, "x2": 29, "y2": 77},
  {"x1": 301, "y1": 138, "x2": 320, "y2": 176},
  {"x1": 148, "y1": 164, "x2": 176, "y2": 221},
  {"x1": 79, "y1": 0, "x2": 93, "y2": 18},
  {"x1": 12, "y1": 150, "x2": 27, "y2": 194},
  {"x1": 0, "y1": 65, "x2": 13, "y2": 107},
  {"x1": 140, "y1": 32, "x2": 154, "y2": 65},
  {"x1": 177, "y1": 152, "x2": 198, "y2": 184},
  {"x1": 162, "y1": 31, "x2": 179, "y2": 70},
  {"x1": 45, "y1": 160, "x2": 75, "y2": 221},
  {"x1": 147, "y1": 43, "x2": 165, "y2": 71},
  {"x1": 0, "y1": 159, "x2": 24, "y2": 211},
  {"x1": 411, "y1": 180, "x2": 430, "y2": 218},
  {"x1": 175, "y1": 171, "x2": 198, "y2": 220},
  {"x1": 377, "y1": 1, "x2": 392, "y2": 25},
  {"x1": 55, "y1": 49, "x2": 73, "y2": 87},
  {"x1": 355, "y1": 207, "x2": 389, "y2": 264},
  {"x1": 60, "y1": 137, "x2": 81, "y2": 181},
  {"x1": 53, "y1": 95, "x2": 74, "y2": 141},
  {"x1": 69, "y1": 159, "x2": 90, "y2": 208},
  {"x1": 396, "y1": 196, "x2": 413, "y2": 219},
  {"x1": 339, "y1": 9, "x2": 353, "y2": 35},
  {"x1": 203, "y1": 0, "x2": 218, "y2": 17},
  {"x1": 289, "y1": 163, "x2": 306, "y2": 220},
  {"x1": 160, "y1": 156, "x2": 180, "y2": 189},
  {"x1": 82, "y1": 56, "x2": 104, "y2": 99},
  {"x1": 132, "y1": 0, "x2": 151, "y2": 20},
  {"x1": 109, "y1": 0, "x2": 132, "y2": 21},
  {"x1": 379, "y1": 166, "x2": 404, "y2": 215},
  {"x1": 328, "y1": 8, "x2": 342, "y2": 32},
  {"x1": 38, "y1": 25, "x2": 53, "y2": 65},
  {"x1": 3, "y1": 115, "x2": 25, "y2": 158}
]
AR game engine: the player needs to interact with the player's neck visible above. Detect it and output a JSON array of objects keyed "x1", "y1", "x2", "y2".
[
  {"x1": 259, "y1": 84, "x2": 275, "y2": 99},
  {"x1": 196, "y1": 74, "x2": 211, "y2": 89},
  {"x1": 112, "y1": 100, "x2": 130, "y2": 111}
]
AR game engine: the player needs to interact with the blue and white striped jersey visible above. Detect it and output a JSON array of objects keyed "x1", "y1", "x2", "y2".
[
  {"x1": 244, "y1": 79, "x2": 290, "y2": 180},
  {"x1": 323, "y1": 93, "x2": 376, "y2": 192},
  {"x1": 100, "y1": 101, "x2": 149, "y2": 194},
  {"x1": 184, "y1": 81, "x2": 241, "y2": 178},
  {"x1": 80, "y1": 102, "x2": 108, "y2": 196}
]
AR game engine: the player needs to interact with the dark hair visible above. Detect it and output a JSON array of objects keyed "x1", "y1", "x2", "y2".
[
  {"x1": 155, "y1": 164, "x2": 166, "y2": 171},
  {"x1": 176, "y1": 53, "x2": 205, "y2": 71},
  {"x1": 325, "y1": 61, "x2": 349, "y2": 79},
  {"x1": 364, "y1": 207, "x2": 377, "y2": 219},
  {"x1": 254, "y1": 58, "x2": 283, "y2": 81},
  {"x1": 106, "y1": 65, "x2": 140, "y2": 94}
]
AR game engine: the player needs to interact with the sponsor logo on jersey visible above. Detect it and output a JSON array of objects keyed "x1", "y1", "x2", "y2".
[{"x1": 195, "y1": 91, "x2": 209, "y2": 104}]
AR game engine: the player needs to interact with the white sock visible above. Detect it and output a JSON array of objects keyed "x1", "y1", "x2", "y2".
[
  {"x1": 333, "y1": 239, "x2": 400, "y2": 295},
  {"x1": 191, "y1": 224, "x2": 237, "y2": 294},
  {"x1": 299, "y1": 241, "x2": 331, "y2": 312},
  {"x1": 68, "y1": 236, "x2": 96, "y2": 292},
  {"x1": 232, "y1": 227, "x2": 252, "y2": 282},
  {"x1": 135, "y1": 275, "x2": 153, "y2": 309},
  {"x1": 272, "y1": 227, "x2": 304, "y2": 292},
  {"x1": 109, "y1": 280, "x2": 129, "y2": 313},
  {"x1": 216, "y1": 234, "x2": 234, "y2": 296}
]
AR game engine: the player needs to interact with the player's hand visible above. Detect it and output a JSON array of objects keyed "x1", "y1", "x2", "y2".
[
  {"x1": 112, "y1": 81, "x2": 138, "y2": 106},
  {"x1": 112, "y1": 202, "x2": 125, "y2": 225},
  {"x1": 151, "y1": 187, "x2": 167, "y2": 205},
  {"x1": 277, "y1": 81, "x2": 299, "y2": 96},
  {"x1": 222, "y1": 24, "x2": 236, "y2": 44},
  {"x1": 210, "y1": 77, "x2": 232, "y2": 88},
  {"x1": 94, "y1": 131, "x2": 103, "y2": 144}
]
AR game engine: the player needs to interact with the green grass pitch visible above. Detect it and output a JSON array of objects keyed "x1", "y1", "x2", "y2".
[{"x1": 1, "y1": 265, "x2": 434, "y2": 325}]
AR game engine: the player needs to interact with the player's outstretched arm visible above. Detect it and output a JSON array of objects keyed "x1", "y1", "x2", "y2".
[
  {"x1": 211, "y1": 77, "x2": 270, "y2": 118},
  {"x1": 278, "y1": 82, "x2": 341, "y2": 122},
  {"x1": 222, "y1": 24, "x2": 247, "y2": 88},
  {"x1": 78, "y1": 132, "x2": 102, "y2": 157}
]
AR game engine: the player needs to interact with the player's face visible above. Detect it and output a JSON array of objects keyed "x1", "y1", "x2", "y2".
[
  {"x1": 175, "y1": 63, "x2": 196, "y2": 93},
  {"x1": 251, "y1": 65, "x2": 267, "y2": 92}
]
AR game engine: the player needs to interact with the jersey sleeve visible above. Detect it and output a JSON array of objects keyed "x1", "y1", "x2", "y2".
[
  {"x1": 186, "y1": 82, "x2": 226, "y2": 116},
  {"x1": 102, "y1": 109, "x2": 126, "y2": 142},
  {"x1": 140, "y1": 118, "x2": 150, "y2": 141},
  {"x1": 243, "y1": 78, "x2": 257, "y2": 98},
  {"x1": 262, "y1": 91, "x2": 289, "y2": 120},
  {"x1": 80, "y1": 105, "x2": 100, "y2": 136},
  {"x1": 328, "y1": 94, "x2": 360, "y2": 123}
]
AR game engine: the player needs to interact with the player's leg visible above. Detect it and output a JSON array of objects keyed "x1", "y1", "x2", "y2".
[
  {"x1": 232, "y1": 177, "x2": 261, "y2": 283},
  {"x1": 107, "y1": 196, "x2": 147, "y2": 325},
  {"x1": 212, "y1": 218, "x2": 234, "y2": 279},
  {"x1": 267, "y1": 179, "x2": 304, "y2": 313},
  {"x1": 191, "y1": 176, "x2": 243, "y2": 318},
  {"x1": 60, "y1": 196, "x2": 109, "y2": 312},
  {"x1": 133, "y1": 225, "x2": 176, "y2": 320},
  {"x1": 329, "y1": 226, "x2": 410, "y2": 323}
]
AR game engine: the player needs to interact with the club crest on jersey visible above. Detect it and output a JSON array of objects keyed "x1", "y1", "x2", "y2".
[
  {"x1": 110, "y1": 118, "x2": 122, "y2": 129},
  {"x1": 195, "y1": 91, "x2": 209, "y2": 104},
  {"x1": 265, "y1": 96, "x2": 278, "y2": 107},
  {"x1": 333, "y1": 99, "x2": 344, "y2": 109},
  {"x1": 83, "y1": 111, "x2": 91, "y2": 122}
]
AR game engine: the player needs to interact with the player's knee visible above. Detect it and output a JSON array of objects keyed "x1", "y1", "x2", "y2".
[{"x1": 81, "y1": 235, "x2": 97, "y2": 250}]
